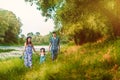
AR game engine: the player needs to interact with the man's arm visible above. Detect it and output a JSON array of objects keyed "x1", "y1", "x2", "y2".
[
  {"x1": 58, "y1": 38, "x2": 60, "y2": 52},
  {"x1": 49, "y1": 37, "x2": 52, "y2": 52}
]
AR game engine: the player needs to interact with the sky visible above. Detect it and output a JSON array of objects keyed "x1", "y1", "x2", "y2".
[{"x1": 0, "y1": 0, "x2": 55, "y2": 36}]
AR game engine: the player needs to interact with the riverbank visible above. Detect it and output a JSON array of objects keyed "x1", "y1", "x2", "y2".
[
  {"x1": 0, "y1": 45, "x2": 49, "y2": 51},
  {"x1": 0, "y1": 51, "x2": 22, "y2": 60},
  {"x1": 0, "y1": 45, "x2": 49, "y2": 60},
  {"x1": 0, "y1": 49, "x2": 15, "y2": 53}
]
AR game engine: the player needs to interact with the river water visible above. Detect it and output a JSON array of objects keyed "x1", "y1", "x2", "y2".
[
  {"x1": 0, "y1": 45, "x2": 49, "y2": 51},
  {"x1": 0, "y1": 45, "x2": 49, "y2": 60}
]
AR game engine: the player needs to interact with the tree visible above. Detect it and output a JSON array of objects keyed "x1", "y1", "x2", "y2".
[
  {"x1": 25, "y1": 0, "x2": 120, "y2": 45},
  {"x1": 0, "y1": 9, "x2": 22, "y2": 44},
  {"x1": 27, "y1": 32, "x2": 34, "y2": 37},
  {"x1": 35, "y1": 32, "x2": 40, "y2": 36},
  {"x1": 19, "y1": 34, "x2": 25, "y2": 44}
]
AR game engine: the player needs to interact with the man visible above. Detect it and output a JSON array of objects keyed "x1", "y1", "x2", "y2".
[{"x1": 49, "y1": 31, "x2": 60, "y2": 61}]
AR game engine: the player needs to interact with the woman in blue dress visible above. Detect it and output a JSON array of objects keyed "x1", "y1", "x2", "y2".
[{"x1": 23, "y1": 36, "x2": 36, "y2": 68}]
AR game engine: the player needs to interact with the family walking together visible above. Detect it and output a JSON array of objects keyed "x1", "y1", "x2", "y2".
[{"x1": 23, "y1": 32, "x2": 60, "y2": 68}]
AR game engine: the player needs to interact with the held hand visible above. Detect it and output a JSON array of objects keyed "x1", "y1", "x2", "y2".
[
  {"x1": 58, "y1": 49, "x2": 60, "y2": 53},
  {"x1": 49, "y1": 48, "x2": 51, "y2": 52}
]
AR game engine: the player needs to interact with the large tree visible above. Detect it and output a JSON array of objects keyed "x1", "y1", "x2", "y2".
[
  {"x1": 25, "y1": 0, "x2": 120, "y2": 45},
  {"x1": 0, "y1": 9, "x2": 22, "y2": 44}
]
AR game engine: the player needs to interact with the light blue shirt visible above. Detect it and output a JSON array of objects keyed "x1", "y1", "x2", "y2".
[{"x1": 50, "y1": 37, "x2": 60, "y2": 50}]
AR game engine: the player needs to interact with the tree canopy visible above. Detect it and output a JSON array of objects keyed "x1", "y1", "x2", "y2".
[
  {"x1": 0, "y1": 9, "x2": 22, "y2": 44},
  {"x1": 25, "y1": 0, "x2": 120, "y2": 45}
]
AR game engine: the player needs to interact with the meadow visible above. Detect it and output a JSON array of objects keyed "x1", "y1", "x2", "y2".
[{"x1": 0, "y1": 38, "x2": 120, "y2": 80}]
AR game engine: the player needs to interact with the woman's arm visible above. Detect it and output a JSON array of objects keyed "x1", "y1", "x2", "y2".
[
  {"x1": 32, "y1": 44, "x2": 38, "y2": 55},
  {"x1": 32, "y1": 44, "x2": 36, "y2": 52},
  {"x1": 33, "y1": 45, "x2": 39, "y2": 55}
]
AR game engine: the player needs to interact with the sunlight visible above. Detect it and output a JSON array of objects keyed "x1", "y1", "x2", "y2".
[
  {"x1": 105, "y1": 0, "x2": 115, "y2": 10},
  {"x1": 107, "y1": 1, "x2": 115, "y2": 10}
]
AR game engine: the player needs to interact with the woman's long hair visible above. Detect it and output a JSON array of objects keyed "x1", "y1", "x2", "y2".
[{"x1": 26, "y1": 36, "x2": 32, "y2": 45}]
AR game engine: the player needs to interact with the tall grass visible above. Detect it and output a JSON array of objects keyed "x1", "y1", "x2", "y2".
[
  {"x1": 1, "y1": 39, "x2": 120, "y2": 80},
  {"x1": 0, "y1": 58, "x2": 26, "y2": 80}
]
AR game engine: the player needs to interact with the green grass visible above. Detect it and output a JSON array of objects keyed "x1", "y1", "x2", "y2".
[
  {"x1": 0, "y1": 49, "x2": 16, "y2": 53},
  {"x1": 1, "y1": 39, "x2": 120, "y2": 80}
]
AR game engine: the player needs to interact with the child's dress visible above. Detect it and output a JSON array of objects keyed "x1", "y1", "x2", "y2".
[
  {"x1": 40, "y1": 54, "x2": 45, "y2": 63},
  {"x1": 24, "y1": 44, "x2": 33, "y2": 67}
]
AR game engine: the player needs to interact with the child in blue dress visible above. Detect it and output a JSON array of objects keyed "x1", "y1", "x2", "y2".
[{"x1": 40, "y1": 48, "x2": 46, "y2": 64}]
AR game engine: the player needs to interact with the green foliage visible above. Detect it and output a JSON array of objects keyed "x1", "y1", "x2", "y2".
[
  {"x1": 25, "y1": 32, "x2": 51, "y2": 45},
  {"x1": 32, "y1": 34, "x2": 50, "y2": 45},
  {"x1": 27, "y1": 32, "x2": 34, "y2": 37},
  {"x1": 0, "y1": 49, "x2": 15, "y2": 53},
  {"x1": 1, "y1": 39, "x2": 120, "y2": 79},
  {"x1": 25, "y1": 32, "x2": 67, "y2": 45},
  {"x1": 0, "y1": 9, "x2": 22, "y2": 44},
  {"x1": 35, "y1": 32, "x2": 40, "y2": 36},
  {"x1": 18, "y1": 34, "x2": 26, "y2": 44},
  {"x1": 0, "y1": 58, "x2": 26, "y2": 80},
  {"x1": 55, "y1": 0, "x2": 114, "y2": 44},
  {"x1": 25, "y1": 0, "x2": 120, "y2": 45}
]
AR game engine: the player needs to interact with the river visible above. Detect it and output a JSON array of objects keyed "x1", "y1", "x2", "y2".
[
  {"x1": 0, "y1": 45, "x2": 49, "y2": 51},
  {"x1": 0, "y1": 45, "x2": 49, "y2": 60}
]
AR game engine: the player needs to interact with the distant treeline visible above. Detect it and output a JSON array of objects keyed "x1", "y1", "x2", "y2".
[{"x1": 20, "y1": 32, "x2": 68, "y2": 45}]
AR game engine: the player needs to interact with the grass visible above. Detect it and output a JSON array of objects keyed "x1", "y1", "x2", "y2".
[
  {"x1": 0, "y1": 49, "x2": 16, "y2": 53},
  {"x1": 1, "y1": 39, "x2": 120, "y2": 80}
]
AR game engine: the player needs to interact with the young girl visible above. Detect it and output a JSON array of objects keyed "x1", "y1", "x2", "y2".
[
  {"x1": 40, "y1": 48, "x2": 46, "y2": 64},
  {"x1": 23, "y1": 36, "x2": 36, "y2": 68}
]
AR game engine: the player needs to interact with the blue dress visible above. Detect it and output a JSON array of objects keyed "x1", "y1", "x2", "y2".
[
  {"x1": 24, "y1": 44, "x2": 33, "y2": 67},
  {"x1": 40, "y1": 55, "x2": 45, "y2": 64}
]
